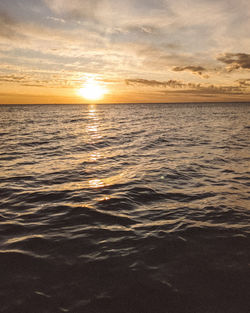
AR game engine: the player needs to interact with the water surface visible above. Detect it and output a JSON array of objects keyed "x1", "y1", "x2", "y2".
[{"x1": 0, "y1": 103, "x2": 249, "y2": 313}]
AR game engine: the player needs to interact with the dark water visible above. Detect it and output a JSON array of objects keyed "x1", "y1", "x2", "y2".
[{"x1": 0, "y1": 103, "x2": 249, "y2": 313}]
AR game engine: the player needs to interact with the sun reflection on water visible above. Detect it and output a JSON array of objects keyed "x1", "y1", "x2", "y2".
[
  {"x1": 89, "y1": 151, "x2": 101, "y2": 162},
  {"x1": 89, "y1": 179, "x2": 105, "y2": 188},
  {"x1": 88, "y1": 173, "x2": 125, "y2": 189},
  {"x1": 86, "y1": 105, "x2": 102, "y2": 140},
  {"x1": 85, "y1": 105, "x2": 126, "y2": 190}
]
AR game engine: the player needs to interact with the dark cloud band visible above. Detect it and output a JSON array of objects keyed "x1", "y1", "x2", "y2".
[{"x1": 217, "y1": 53, "x2": 250, "y2": 71}]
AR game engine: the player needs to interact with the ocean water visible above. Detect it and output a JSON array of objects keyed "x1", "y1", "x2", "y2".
[{"x1": 0, "y1": 103, "x2": 249, "y2": 313}]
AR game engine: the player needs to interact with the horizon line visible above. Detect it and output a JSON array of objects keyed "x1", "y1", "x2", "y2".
[{"x1": 1, "y1": 101, "x2": 250, "y2": 106}]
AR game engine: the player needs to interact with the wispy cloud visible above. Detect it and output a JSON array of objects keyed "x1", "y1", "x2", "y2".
[
  {"x1": 0, "y1": 11, "x2": 19, "y2": 39},
  {"x1": 44, "y1": 0, "x2": 102, "y2": 21},
  {"x1": 46, "y1": 16, "x2": 65, "y2": 23}
]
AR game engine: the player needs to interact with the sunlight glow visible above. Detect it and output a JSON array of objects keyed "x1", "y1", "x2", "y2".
[{"x1": 78, "y1": 79, "x2": 107, "y2": 101}]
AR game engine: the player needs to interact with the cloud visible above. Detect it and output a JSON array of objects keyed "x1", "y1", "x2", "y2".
[
  {"x1": 0, "y1": 74, "x2": 26, "y2": 82},
  {"x1": 217, "y1": 53, "x2": 250, "y2": 71},
  {"x1": 0, "y1": 73, "x2": 77, "y2": 89},
  {"x1": 126, "y1": 78, "x2": 201, "y2": 90},
  {"x1": 44, "y1": 0, "x2": 102, "y2": 20},
  {"x1": 192, "y1": 84, "x2": 243, "y2": 95},
  {"x1": 46, "y1": 16, "x2": 66, "y2": 23},
  {"x1": 125, "y1": 78, "x2": 185, "y2": 88},
  {"x1": 236, "y1": 78, "x2": 250, "y2": 87},
  {"x1": 172, "y1": 65, "x2": 207, "y2": 77},
  {"x1": 125, "y1": 77, "x2": 246, "y2": 96},
  {"x1": 124, "y1": 24, "x2": 160, "y2": 36},
  {"x1": 44, "y1": 0, "x2": 169, "y2": 22},
  {"x1": 0, "y1": 11, "x2": 19, "y2": 39}
]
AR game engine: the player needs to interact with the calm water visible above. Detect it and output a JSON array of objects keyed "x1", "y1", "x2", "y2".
[{"x1": 0, "y1": 103, "x2": 249, "y2": 313}]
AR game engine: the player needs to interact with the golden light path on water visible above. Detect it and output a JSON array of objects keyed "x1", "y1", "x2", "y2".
[{"x1": 87, "y1": 105, "x2": 125, "y2": 189}]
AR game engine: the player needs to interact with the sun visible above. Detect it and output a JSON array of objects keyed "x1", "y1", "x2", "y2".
[{"x1": 78, "y1": 79, "x2": 107, "y2": 101}]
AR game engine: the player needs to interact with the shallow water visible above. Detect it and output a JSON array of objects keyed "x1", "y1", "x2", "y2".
[{"x1": 0, "y1": 103, "x2": 249, "y2": 313}]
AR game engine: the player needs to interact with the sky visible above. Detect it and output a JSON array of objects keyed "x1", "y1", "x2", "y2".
[{"x1": 0, "y1": 0, "x2": 250, "y2": 104}]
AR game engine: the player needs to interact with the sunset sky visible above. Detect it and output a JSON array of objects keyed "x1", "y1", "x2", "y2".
[{"x1": 0, "y1": 0, "x2": 250, "y2": 104}]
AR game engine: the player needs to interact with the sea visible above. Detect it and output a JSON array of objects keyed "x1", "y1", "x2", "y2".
[{"x1": 0, "y1": 103, "x2": 249, "y2": 313}]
